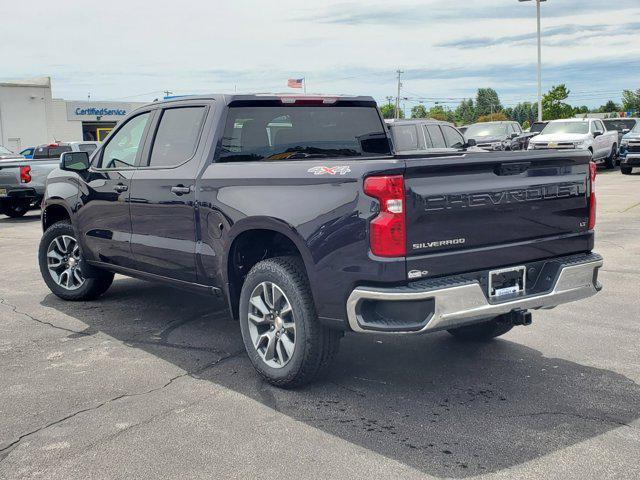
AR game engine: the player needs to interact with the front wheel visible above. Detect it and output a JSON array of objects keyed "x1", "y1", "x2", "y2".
[
  {"x1": 38, "y1": 221, "x2": 114, "y2": 301},
  {"x1": 239, "y1": 256, "x2": 340, "y2": 388},
  {"x1": 621, "y1": 165, "x2": 633, "y2": 175},
  {"x1": 447, "y1": 316, "x2": 513, "y2": 341},
  {"x1": 1, "y1": 201, "x2": 29, "y2": 218},
  {"x1": 604, "y1": 145, "x2": 617, "y2": 169}
]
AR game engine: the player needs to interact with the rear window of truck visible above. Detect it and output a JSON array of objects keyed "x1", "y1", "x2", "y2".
[
  {"x1": 219, "y1": 105, "x2": 391, "y2": 162},
  {"x1": 33, "y1": 145, "x2": 72, "y2": 159}
]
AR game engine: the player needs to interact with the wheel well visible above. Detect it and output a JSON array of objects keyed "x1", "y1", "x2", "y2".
[
  {"x1": 227, "y1": 229, "x2": 303, "y2": 319},
  {"x1": 43, "y1": 204, "x2": 70, "y2": 230}
]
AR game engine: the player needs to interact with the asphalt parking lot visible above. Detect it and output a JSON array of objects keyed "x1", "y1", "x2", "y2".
[{"x1": 0, "y1": 168, "x2": 639, "y2": 479}]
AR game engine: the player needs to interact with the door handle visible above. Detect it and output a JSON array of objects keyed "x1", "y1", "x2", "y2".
[
  {"x1": 114, "y1": 184, "x2": 128, "y2": 193},
  {"x1": 171, "y1": 185, "x2": 191, "y2": 196}
]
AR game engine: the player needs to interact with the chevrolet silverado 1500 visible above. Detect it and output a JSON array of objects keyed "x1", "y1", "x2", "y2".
[
  {"x1": 38, "y1": 94, "x2": 602, "y2": 387},
  {"x1": 528, "y1": 118, "x2": 618, "y2": 169}
]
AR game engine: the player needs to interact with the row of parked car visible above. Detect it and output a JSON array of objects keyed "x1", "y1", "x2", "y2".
[
  {"x1": 388, "y1": 116, "x2": 640, "y2": 174},
  {"x1": 0, "y1": 141, "x2": 100, "y2": 217},
  {"x1": 2, "y1": 114, "x2": 639, "y2": 219}
]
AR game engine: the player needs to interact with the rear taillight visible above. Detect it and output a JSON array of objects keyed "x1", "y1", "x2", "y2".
[
  {"x1": 588, "y1": 161, "x2": 596, "y2": 230},
  {"x1": 20, "y1": 166, "x2": 31, "y2": 184},
  {"x1": 364, "y1": 175, "x2": 406, "y2": 257}
]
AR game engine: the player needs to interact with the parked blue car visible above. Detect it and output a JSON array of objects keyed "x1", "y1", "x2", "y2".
[{"x1": 19, "y1": 147, "x2": 35, "y2": 159}]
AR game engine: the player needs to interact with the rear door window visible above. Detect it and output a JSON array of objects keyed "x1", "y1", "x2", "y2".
[
  {"x1": 219, "y1": 105, "x2": 390, "y2": 162},
  {"x1": 147, "y1": 107, "x2": 206, "y2": 167},
  {"x1": 425, "y1": 125, "x2": 446, "y2": 148},
  {"x1": 391, "y1": 125, "x2": 420, "y2": 151}
]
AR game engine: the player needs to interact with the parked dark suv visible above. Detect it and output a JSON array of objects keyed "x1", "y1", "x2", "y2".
[{"x1": 464, "y1": 121, "x2": 526, "y2": 151}]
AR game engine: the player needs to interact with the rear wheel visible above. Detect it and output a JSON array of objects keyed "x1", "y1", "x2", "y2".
[
  {"x1": 239, "y1": 256, "x2": 340, "y2": 387},
  {"x1": 604, "y1": 145, "x2": 617, "y2": 169},
  {"x1": 447, "y1": 316, "x2": 513, "y2": 341},
  {"x1": 621, "y1": 165, "x2": 633, "y2": 175},
  {"x1": 38, "y1": 221, "x2": 114, "y2": 301},
  {"x1": 1, "y1": 201, "x2": 29, "y2": 218}
]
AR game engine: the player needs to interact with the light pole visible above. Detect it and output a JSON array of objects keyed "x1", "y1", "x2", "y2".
[{"x1": 519, "y1": 0, "x2": 546, "y2": 122}]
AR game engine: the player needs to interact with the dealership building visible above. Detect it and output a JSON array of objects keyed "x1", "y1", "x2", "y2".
[{"x1": 0, "y1": 77, "x2": 146, "y2": 153}]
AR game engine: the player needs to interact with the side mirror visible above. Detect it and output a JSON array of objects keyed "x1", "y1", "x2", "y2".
[
  {"x1": 593, "y1": 131, "x2": 603, "y2": 138},
  {"x1": 622, "y1": 128, "x2": 630, "y2": 134},
  {"x1": 60, "y1": 151, "x2": 90, "y2": 172},
  {"x1": 510, "y1": 132, "x2": 519, "y2": 139},
  {"x1": 466, "y1": 138, "x2": 477, "y2": 147}
]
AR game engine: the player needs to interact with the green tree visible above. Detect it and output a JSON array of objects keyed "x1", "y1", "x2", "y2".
[
  {"x1": 621, "y1": 89, "x2": 640, "y2": 112},
  {"x1": 380, "y1": 103, "x2": 401, "y2": 119},
  {"x1": 455, "y1": 99, "x2": 476, "y2": 125},
  {"x1": 477, "y1": 112, "x2": 509, "y2": 122},
  {"x1": 475, "y1": 88, "x2": 503, "y2": 117},
  {"x1": 427, "y1": 105, "x2": 447, "y2": 121},
  {"x1": 410, "y1": 104, "x2": 428, "y2": 118},
  {"x1": 509, "y1": 102, "x2": 537, "y2": 126},
  {"x1": 574, "y1": 105, "x2": 590, "y2": 115},
  {"x1": 597, "y1": 100, "x2": 620, "y2": 114},
  {"x1": 426, "y1": 105, "x2": 456, "y2": 123},
  {"x1": 542, "y1": 84, "x2": 574, "y2": 120},
  {"x1": 522, "y1": 120, "x2": 531, "y2": 130}
]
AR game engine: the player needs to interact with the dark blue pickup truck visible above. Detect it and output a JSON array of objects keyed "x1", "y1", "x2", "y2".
[{"x1": 38, "y1": 94, "x2": 602, "y2": 386}]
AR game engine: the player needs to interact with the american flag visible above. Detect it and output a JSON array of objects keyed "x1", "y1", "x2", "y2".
[{"x1": 287, "y1": 78, "x2": 304, "y2": 89}]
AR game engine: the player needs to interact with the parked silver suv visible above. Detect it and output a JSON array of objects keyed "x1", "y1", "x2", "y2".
[{"x1": 386, "y1": 119, "x2": 472, "y2": 154}]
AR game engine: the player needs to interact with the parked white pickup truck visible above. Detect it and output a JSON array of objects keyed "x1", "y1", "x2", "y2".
[{"x1": 527, "y1": 118, "x2": 618, "y2": 169}]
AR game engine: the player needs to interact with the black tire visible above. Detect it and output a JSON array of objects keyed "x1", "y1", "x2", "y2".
[
  {"x1": 238, "y1": 256, "x2": 340, "y2": 388},
  {"x1": 447, "y1": 316, "x2": 513, "y2": 341},
  {"x1": 1, "y1": 201, "x2": 29, "y2": 218},
  {"x1": 621, "y1": 165, "x2": 633, "y2": 175},
  {"x1": 604, "y1": 145, "x2": 616, "y2": 169},
  {"x1": 38, "y1": 221, "x2": 114, "y2": 301}
]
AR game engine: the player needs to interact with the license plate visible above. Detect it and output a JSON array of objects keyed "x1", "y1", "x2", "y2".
[
  {"x1": 489, "y1": 266, "x2": 526, "y2": 298},
  {"x1": 0, "y1": 188, "x2": 6, "y2": 197}
]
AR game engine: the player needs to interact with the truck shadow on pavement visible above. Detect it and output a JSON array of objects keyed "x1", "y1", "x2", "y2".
[
  {"x1": 0, "y1": 214, "x2": 41, "y2": 224},
  {"x1": 42, "y1": 278, "x2": 640, "y2": 478}
]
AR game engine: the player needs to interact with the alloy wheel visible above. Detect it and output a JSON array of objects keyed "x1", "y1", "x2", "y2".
[
  {"x1": 46, "y1": 235, "x2": 85, "y2": 290},
  {"x1": 247, "y1": 281, "x2": 296, "y2": 368}
]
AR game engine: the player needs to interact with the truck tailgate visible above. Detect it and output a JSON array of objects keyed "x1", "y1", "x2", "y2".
[
  {"x1": 0, "y1": 162, "x2": 21, "y2": 189},
  {"x1": 403, "y1": 150, "x2": 593, "y2": 277}
]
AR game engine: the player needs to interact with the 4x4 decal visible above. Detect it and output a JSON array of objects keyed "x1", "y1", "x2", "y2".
[{"x1": 307, "y1": 166, "x2": 351, "y2": 176}]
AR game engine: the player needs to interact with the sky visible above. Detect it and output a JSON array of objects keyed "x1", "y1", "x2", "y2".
[{"x1": 1, "y1": 0, "x2": 639, "y2": 111}]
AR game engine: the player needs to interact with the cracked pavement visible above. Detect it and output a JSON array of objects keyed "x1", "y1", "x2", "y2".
[{"x1": 0, "y1": 169, "x2": 639, "y2": 479}]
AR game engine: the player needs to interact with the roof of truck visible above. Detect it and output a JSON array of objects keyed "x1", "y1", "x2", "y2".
[{"x1": 151, "y1": 93, "x2": 377, "y2": 106}]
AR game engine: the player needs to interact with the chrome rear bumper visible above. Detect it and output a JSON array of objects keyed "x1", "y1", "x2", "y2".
[{"x1": 346, "y1": 254, "x2": 603, "y2": 334}]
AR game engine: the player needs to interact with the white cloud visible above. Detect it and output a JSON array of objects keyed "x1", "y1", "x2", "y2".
[{"x1": 1, "y1": 0, "x2": 639, "y2": 108}]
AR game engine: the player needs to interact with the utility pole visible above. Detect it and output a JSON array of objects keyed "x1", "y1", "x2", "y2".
[
  {"x1": 518, "y1": 0, "x2": 546, "y2": 121},
  {"x1": 395, "y1": 69, "x2": 404, "y2": 119},
  {"x1": 385, "y1": 96, "x2": 394, "y2": 107},
  {"x1": 163, "y1": 90, "x2": 173, "y2": 98},
  {"x1": 536, "y1": 0, "x2": 543, "y2": 121}
]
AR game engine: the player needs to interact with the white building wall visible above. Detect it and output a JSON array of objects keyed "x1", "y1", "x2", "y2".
[
  {"x1": 50, "y1": 99, "x2": 83, "y2": 142},
  {"x1": 0, "y1": 77, "x2": 147, "y2": 152},
  {"x1": 0, "y1": 77, "x2": 52, "y2": 151}
]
